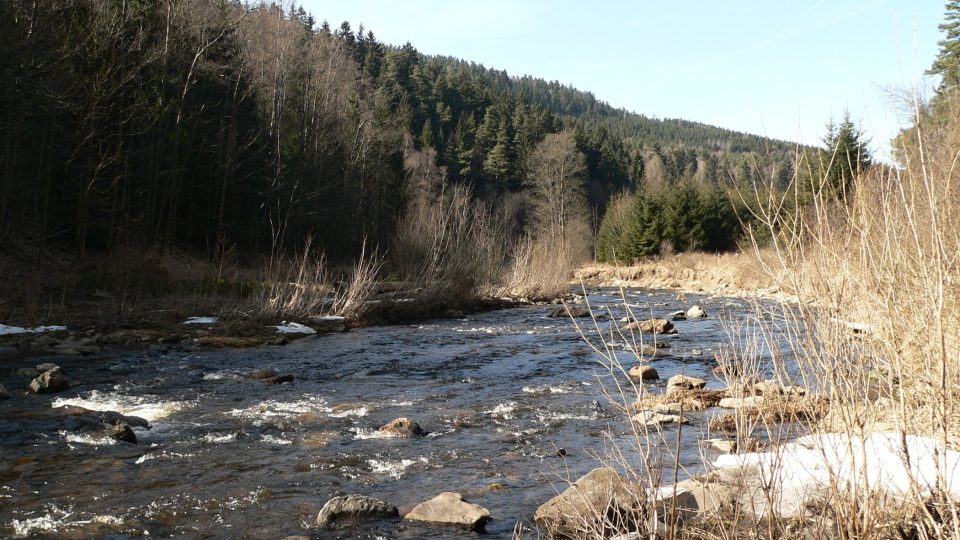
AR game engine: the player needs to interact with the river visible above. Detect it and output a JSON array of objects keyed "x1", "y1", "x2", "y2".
[{"x1": 0, "y1": 288, "x2": 771, "y2": 539}]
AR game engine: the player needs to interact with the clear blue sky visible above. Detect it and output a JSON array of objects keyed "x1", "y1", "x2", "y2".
[{"x1": 300, "y1": 0, "x2": 945, "y2": 158}]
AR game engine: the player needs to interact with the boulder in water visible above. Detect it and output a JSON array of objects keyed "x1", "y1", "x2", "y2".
[
  {"x1": 666, "y1": 374, "x2": 707, "y2": 392},
  {"x1": 35, "y1": 362, "x2": 61, "y2": 373},
  {"x1": 28, "y1": 368, "x2": 70, "y2": 394},
  {"x1": 404, "y1": 492, "x2": 490, "y2": 532},
  {"x1": 628, "y1": 365, "x2": 659, "y2": 382},
  {"x1": 0, "y1": 383, "x2": 10, "y2": 400},
  {"x1": 110, "y1": 422, "x2": 137, "y2": 444},
  {"x1": 632, "y1": 410, "x2": 688, "y2": 426},
  {"x1": 686, "y1": 305, "x2": 707, "y2": 318},
  {"x1": 246, "y1": 367, "x2": 294, "y2": 384},
  {"x1": 548, "y1": 306, "x2": 591, "y2": 318},
  {"x1": 624, "y1": 318, "x2": 677, "y2": 335},
  {"x1": 669, "y1": 310, "x2": 687, "y2": 321},
  {"x1": 315, "y1": 494, "x2": 398, "y2": 527},
  {"x1": 378, "y1": 417, "x2": 426, "y2": 438}
]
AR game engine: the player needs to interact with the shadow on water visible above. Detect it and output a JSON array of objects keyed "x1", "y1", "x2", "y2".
[{"x1": 0, "y1": 288, "x2": 787, "y2": 539}]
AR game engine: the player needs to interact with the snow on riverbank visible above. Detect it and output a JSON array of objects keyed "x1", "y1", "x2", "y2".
[
  {"x1": 0, "y1": 324, "x2": 66, "y2": 336},
  {"x1": 714, "y1": 432, "x2": 960, "y2": 517}
]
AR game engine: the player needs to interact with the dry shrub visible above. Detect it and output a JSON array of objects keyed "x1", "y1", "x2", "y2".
[
  {"x1": 737, "y1": 93, "x2": 960, "y2": 538},
  {"x1": 500, "y1": 216, "x2": 592, "y2": 300},
  {"x1": 258, "y1": 236, "x2": 383, "y2": 320},
  {"x1": 392, "y1": 184, "x2": 506, "y2": 306}
]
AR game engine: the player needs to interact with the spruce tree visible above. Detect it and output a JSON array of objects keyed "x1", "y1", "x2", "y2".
[
  {"x1": 821, "y1": 114, "x2": 871, "y2": 200},
  {"x1": 929, "y1": 1, "x2": 960, "y2": 91}
]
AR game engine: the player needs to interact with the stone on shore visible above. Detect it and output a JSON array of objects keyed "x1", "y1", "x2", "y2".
[
  {"x1": 628, "y1": 365, "x2": 659, "y2": 382},
  {"x1": 28, "y1": 368, "x2": 70, "y2": 394},
  {"x1": 378, "y1": 417, "x2": 426, "y2": 438},
  {"x1": 308, "y1": 315, "x2": 348, "y2": 332},
  {"x1": 315, "y1": 494, "x2": 398, "y2": 527},
  {"x1": 404, "y1": 492, "x2": 490, "y2": 532},
  {"x1": 718, "y1": 396, "x2": 765, "y2": 409},
  {"x1": 534, "y1": 468, "x2": 642, "y2": 538}
]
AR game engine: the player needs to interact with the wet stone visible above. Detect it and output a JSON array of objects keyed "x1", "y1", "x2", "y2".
[
  {"x1": 28, "y1": 368, "x2": 70, "y2": 394},
  {"x1": 315, "y1": 494, "x2": 398, "y2": 527},
  {"x1": 404, "y1": 492, "x2": 490, "y2": 532},
  {"x1": 378, "y1": 417, "x2": 426, "y2": 438}
]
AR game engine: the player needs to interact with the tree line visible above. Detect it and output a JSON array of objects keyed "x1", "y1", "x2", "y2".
[{"x1": 0, "y1": 0, "x2": 808, "y2": 267}]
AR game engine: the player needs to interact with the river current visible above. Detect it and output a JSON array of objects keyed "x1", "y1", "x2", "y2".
[{"x1": 0, "y1": 288, "x2": 772, "y2": 539}]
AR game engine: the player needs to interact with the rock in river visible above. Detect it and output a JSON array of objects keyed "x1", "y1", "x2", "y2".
[
  {"x1": 666, "y1": 374, "x2": 706, "y2": 392},
  {"x1": 110, "y1": 422, "x2": 137, "y2": 444},
  {"x1": 28, "y1": 368, "x2": 70, "y2": 394},
  {"x1": 0, "y1": 383, "x2": 10, "y2": 400},
  {"x1": 631, "y1": 410, "x2": 687, "y2": 426},
  {"x1": 548, "y1": 306, "x2": 591, "y2": 318},
  {"x1": 628, "y1": 364, "x2": 659, "y2": 382},
  {"x1": 315, "y1": 494, "x2": 398, "y2": 527},
  {"x1": 624, "y1": 318, "x2": 677, "y2": 335},
  {"x1": 378, "y1": 417, "x2": 426, "y2": 438},
  {"x1": 404, "y1": 492, "x2": 490, "y2": 532},
  {"x1": 686, "y1": 305, "x2": 708, "y2": 318}
]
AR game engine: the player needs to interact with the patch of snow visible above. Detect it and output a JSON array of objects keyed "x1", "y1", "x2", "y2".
[
  {"x1": 714, "y1": 432, "x2": 960, "y2": 517},
  {"x1": 274, "y1": 321, "x2": 316, "y2": 334},
  {"x1": 183, "y1": 316, "x2": 218, "y2": 325},
  {"x1": 313, "y1": 315, "x2": 346, "y2": 322},
  {"x1": 0, "y1": 324, "x2": 66, "y2": 336}
]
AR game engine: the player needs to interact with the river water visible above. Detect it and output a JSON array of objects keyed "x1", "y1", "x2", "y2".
[{"x1": 0, "y1": 288, "x2": 774, "y2": 539}]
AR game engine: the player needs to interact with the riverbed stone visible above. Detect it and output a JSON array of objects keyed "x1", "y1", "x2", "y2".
[
  {"x1": 14, "y1": 367, "x2": 39, "y2": 377},
  {"x1": 315, "y1": 494, "x2": 398, "y2": 527},
  {"x1": 628, "y1": 364, "x2": 659, "y2": 382},
  {"x1": 534, "y1": 467, "x2": 643, "y2": 538},
  {"x1": 307, "y1": 315, "x2": 348, "y2": 333},
  {"x1": 35, "y1": 362, "x2": 61, "y2": 373},
  {"x1": 686, "y1": 305, "x2": 708, "y2": 318},
  {"x1": 404, "y1": 492, "x2": 490, "y2": 532},
  {"x1": 669, "y1": 310, "x2": 687, "y2": 321},
  {"x1": 548, "y1": 306, "x2": 591, "y2": 318},
  {"x1": 718, "y1": 396, "x2": 765, "y2": 409},
  {"x1": 378, "y1": 417, "x2": 426, "y2": 438},
  {"x1": 666, "y1": 374, "x2": 707, "y2": 392},
  {"x1": 0, "y1": 383, "x2": 10, "y2": 400},
  {"x1": 28, "y1": 368, "x2": 70, "y2": 394},
  {"x1": 110, "y1": 422, "x2": 137, "y2": 444},
  {"x1": 706, "y1": 438, "x2": 737, "y2": 453},
  {"x1": 631, "y1": 410, "x2": 688, "y2": 426},
  {"x1": 624, "y1": 318, "x2": 677, "y2": 335}
]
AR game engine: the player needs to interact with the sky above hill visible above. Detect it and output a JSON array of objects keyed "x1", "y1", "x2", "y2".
[{"x1": 301, "y1": 0, "x2": 945, "y2": 159}]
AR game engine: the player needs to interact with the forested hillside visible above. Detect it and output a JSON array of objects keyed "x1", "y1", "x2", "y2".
[{"x1": 1, "y1": 0, "x2": 803, "y2": 266}]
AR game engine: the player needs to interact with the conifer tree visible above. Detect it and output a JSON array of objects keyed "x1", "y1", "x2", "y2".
[{"x1": 929, "y1": 1, "x2": 960, "y2": 91}]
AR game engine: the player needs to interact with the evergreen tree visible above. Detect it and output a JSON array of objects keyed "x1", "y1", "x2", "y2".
[
  {"x1": 929, "y1": 1, "x2": 960, "y2": 91},
  {"x1": 821, "y1": 114, "x2": 872, "y2": 200}
]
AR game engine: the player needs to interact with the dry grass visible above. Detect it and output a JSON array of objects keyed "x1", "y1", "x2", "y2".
[
  {"x1": 575, "y1": 249, "x2": 790, "y2": 302},
  {"x1": 534, "y1": 94, "x2": 960, "y2": 539}
]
